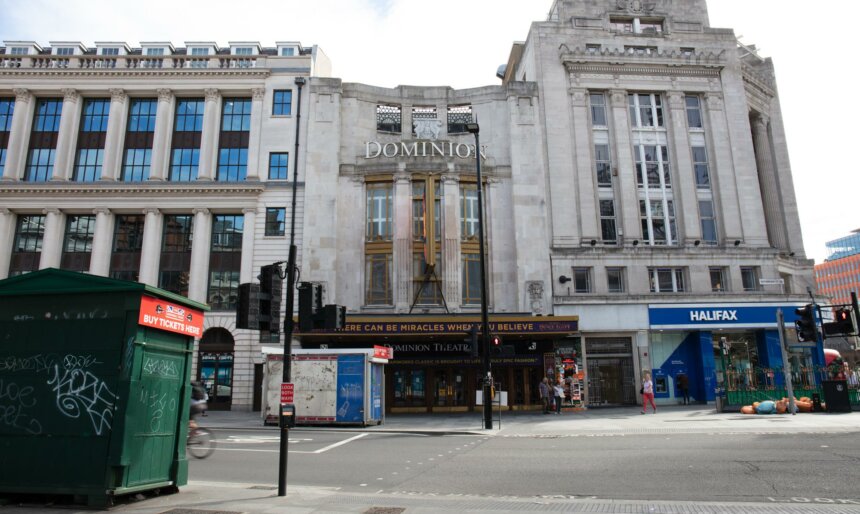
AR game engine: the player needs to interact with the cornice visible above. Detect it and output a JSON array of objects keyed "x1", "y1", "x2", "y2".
[
  {"x1": 0, "y1": 69, "x2": 271, "y2": 79},
  {"x1": 0, "y1": 181, "x2": 266, "y2": 197},
  {"x1": 561, "y1": 45, "x2": 725, "y2": 80},
  {"x1": 565, "y1": 62, "x2": 722, "y2": 79}
]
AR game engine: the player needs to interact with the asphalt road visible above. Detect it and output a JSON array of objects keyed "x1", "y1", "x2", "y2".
[{"x1": 189, "y1": 428, "x2": 860, "y2": 506}]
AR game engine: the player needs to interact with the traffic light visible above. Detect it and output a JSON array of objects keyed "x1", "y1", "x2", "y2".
[
  {"x1": 795, "y1": 304, "x2": 817, "y2": 342},
  {"x1": 236, "y1": 283, "x2": 262, "y2": 330},
  {"x1": 298, "y1": 282, "x2": 323, "y2": 332},
  {"x1": 259, "y1": 264, "x2": 283, "y2": 333},
  {"x1": 823, "y1": 307, "x2": 856, "y2": 337},
  {"x1": 491, "y1": 334, "x2": 502, "y2": 353},
  {"x1": 465, "y1": 325, "x2": 479, "y2": 357},
  {"x1": 323, "y1": 304, "x2": 347, "y2": 330}
]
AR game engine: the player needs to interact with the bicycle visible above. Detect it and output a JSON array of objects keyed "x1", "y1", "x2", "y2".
[{"x1": 187, "y1": 425, "x2": 216, "y2": 459}]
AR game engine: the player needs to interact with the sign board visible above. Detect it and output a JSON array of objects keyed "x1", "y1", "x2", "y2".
[
  {"x1": 373, "y1": 345, "x2": 393, "y2": 360},
  {"x1": 280, "y1": 383, "x2": 294, "y2": 404},
  {"x1": 138, "y1": 295, "x2": 204, "y2": 337},
  {"x1": 649, "y1": 303, "x2": 803, "y2": 330},
  {"x1": 759, "y1": 278, "x2": 785, "y2": 286}
]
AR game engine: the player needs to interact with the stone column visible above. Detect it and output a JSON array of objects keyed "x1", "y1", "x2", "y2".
[
  {"x1": 149, "y1": 88, "x2": 175, "y2": 181},
  {"x1": 2, "y1": 88, "x2": 34, "y2": 181},
  {"x1": 441, "y1": 174, "x2": 461, "y2": 309},
  {"x1": 609, "y1": 90, "x2": 641, "y2": 243},
  {"x1": 570, "y1": 88, "x2": 599, "y2": 242},
  {"x1": 198, "y1": 89, "x2": 221, "y2": 181},
  {"x1": 138, "y1": 208, "x2": 163, "y2": 286},
  {"x1": 188, "y1": 208, "x2": 212, "y2": 303},
  {"x1": 240, "y1": 207, "x2": 257, "y2": 283},
  {"x1": 752, "y1": 115, "x2": 787, "y2": 250},
  {"x1": 101, "y1": 89, "x2": 128, "y2": 181},
  {"x1": 88, "y1": 207, "x2": 113, "y2": 276},
  {"x1": 51, "y1": 88, "x2": 81, "y2": 181},
  {"x1": 667, "y1": 91, "x2": 701, "y2": 243},
  {"x1": 393, "y1": 173, "x2": 412, "y2": 312},
  {"x1": 245, "y1": 88, "x2": 265, "y2": 181},
  {"x1": 0, "y1": 209, "x2": 15, "y2": 279},
  {"x1": 704, "y1": 93, "x2": 743, "y2": 243},
  {"x1": 39, "y1": 208, "x2": 64, "y2": 269}
]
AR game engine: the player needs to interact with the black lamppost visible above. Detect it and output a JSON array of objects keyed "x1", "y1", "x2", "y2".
[
  {"x1": 465, "y1": 121, "x2": 493, "y2": 430},
  {"x1": 278, "y1": 75, "x2": 305, "y2": 496}
]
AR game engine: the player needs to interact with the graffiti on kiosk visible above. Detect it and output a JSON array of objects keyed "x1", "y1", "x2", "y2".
[
  {"x1": 47, "y1": 365, "x2": 117, "y2": 436},
  {"x1": 0, "y1": 353, "x2": 101, "y2": 374},
  {"x1": 142, "y1": 357, "x2": 179, "y2": 378},
  {"x1": 140, "y1": 389, "x2": 176, "y2": 432},
  {"x1": 0, "y1": 379, "x2": 43, "y2": 435}
]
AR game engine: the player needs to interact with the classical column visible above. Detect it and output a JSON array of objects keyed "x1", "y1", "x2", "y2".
[
  {"x1": 240, "y1": 207, "x2": 257, "y2": 283},
  {"x1": 441, "y1": 174, "x2": 461, "y2": 310},
  {"x1": 609, "y1": 90, "x2": 641, "y2": 243},
  {"x1": 138, "y1": 208, "x2": 163, "y2": 286},
  {"x1": 704, "y1": 93, "x2": 743, "y2": 243},
  {"x1": 187, "y1": 208, "x2": 212, "y2": 303},
  {"x1": 2, "y1": 88, "x2": 34, "y2": 181},
  {"x1": 0, "y1": 209, "x2": 15, "y2": 279},
  {"x1": 88, "y1": 208, "x2": 114, "y2": 276},
  {"x1": 245, "y1": 88, "x2": 265, "y2": 181},
  {"x1": 198, "y1": 89, "x2": 221, "y2": 181},
  {"x1": 149, "y1": 88, "x2": 175, "y2": 181},
  {"x1": 39, "y1": 208, "x2": 64, "y2": 269},
  {"x1": 666, "y1": 91, "x2": 701, "y2": 243},
  {"x1": 101, "y1": 89, "x2": 128, "y2": 181},
  {"x1": 752, "y1": 115, "x2": 787, "y2": 250},
  {"x1": 393, "y1": 173, "x2": 412, "y2": 311},
  {"x1": 570, "y1": 88, "x2": 599, "y2": 241},
  {"x1": 51, "y1": 88, "x2": 81, "y2": 181}
]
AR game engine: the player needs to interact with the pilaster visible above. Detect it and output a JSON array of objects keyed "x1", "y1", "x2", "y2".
[
  {"x1": 51, "y1": 88, "x2": 81, "y2": 181},
  {"x1": 39, "y1": 208, "x2": 64, "y2": 269},
  {"x1": 102, "y1": 89, "x2": 128, "y2": 181},
  {"x1": 149, "y1": 88, "x2": 175, "y2": 181},
  {"x1": 393, "y1": 172, "x2": 412, "y2": 311},
  {"x1": 138, "y1": 208, "x2": 163, "y2": 286},
  {"x1": 240, "y1": 207, "x2": 257, "y2": 283},
  {"x1": 704, "y1": 93, "x2": 743, "y2": 243},
  {"x1": 198, "y1": 89, "x2": 221, "y2": 181},
  {"x1": 246, "y1": 88, "x2": 265, "y2": 181},
  {"x1": 88, "y1": 207, "x2": 113, "y2": 276},
  {"x1": 441, "y1": 173, "x2": 461, "y2": 309},
  {"x1": 610, "y1": 89, "x2": 641, "y2": 243},
  {"x1": 0, "y1": 209, "x2": 15, "y2": 279},
  {"x1": 752, "y1": 115, "x2": 787, "y2": 250},
  {"x1": 667, "y1": 91, "x2": 701, "y2": 243},
  {"x1": 2, "y1": 89, "x2": 34, "y2": 181},
  {"x1": 570, "y1": 88, "x2": 599, "y2": 241},
  {"x1": 188, "y1": 208, "x2": 212, "y2": 303}
]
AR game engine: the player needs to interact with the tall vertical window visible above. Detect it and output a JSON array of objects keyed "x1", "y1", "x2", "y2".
[
  {"x1": 122, "y1": 99, "x2": 156, "y2": 182},
  {"x1": 692, "y1": 146, "x2": 710, "y2": 189},
  {"x1": 365, "y1": 183, "x2": 393, "y2": 305},
  {"x1": 159, "y1": 215, "x2": 193, "y2": 297},
  {"x1": 640, "y1": 199, "x2": 676, "y2": 246},
  {"x1": 607, "y1": 267, "x2": 626, "y2": 293},
  {"x1": 461, "y1": 253, "x2": 481, "y2": 306},
  {"x1": 741, "y1": 267, "x2": 760, "y2": 292},
  {"x1": 208, "y1": 214, "x2": 244, "y2": 310},
  {"x1": 635, "y1": 144, "x2": 675, "y2": 246},
  {"x1": 595, "y1": 144, "x2": 612, "y2": 187},
  {"x1": 221, "y1": 98, "x2": 251, "y2": 132},
  {"x1": 649, "y1": 268, "x2": 686, "y2": 293},
  {"x1": 25, "y1": 99, "x2": 63, "y2": 182},
  {"x1": 685, "y1": 95, "x2": 703, "y2": 129},
  {"x1": 170, "y1": 98, "x2": 203, "y2": 182},
  {"x1": 366, "y1": 185, "x2": 393, "y2": 241},
  {"x1": 127, "y1": 99, "x2": 158, "y2": 132},
  {"x1": 272, "y1": 90, "x2": 292, "y2": 116},
  {"x1": 9, "y1": 215, "x2": 44, "y2": 276},
  {"x1": 710, "y1": 267, "x2": 728, "y2": 292},
  {"x1": 217, "y1": 98, "x2": 251, "y2": 181},
  {"x1": 628, "y1": 93, "x2": 664, "y2": 128},
  {"x1": 0, "y1": 98, "x2": 13, "y2": 177},
  {"x1": 61, "y1": 215, "x2": 96, "y2": 272},
  {"x1": 73, "y1": 99, "x2": 110, "y2": 182},
  {"x1": 635, "y1": 145, "x2": 671, "y2": 188},
  {"x1": 265, "y1": 208, "x2": 285, "y2": 236},
  {"x1": 269, "y1": 152, "x2": 289, "y2": 180},
  {"x1": 573, "y1": 268, "x2": 592, "y2": 293},
  {"x1": 600, "y1": 199, "x2": 617, "y2": 244},
  {"x1": 110, "y1": 214, "x2": 144, "y2": 281},
  {"x1": 461, "y1": 184, "x2": 479, "y2": 240},
  {"x1": 461, "y1": 182, "x2": 483, "y2": 305},
  {"x1": 589, "y1": 93, "x2": 607, "y2": 126},
  {"x1": 699, "y1": 199, "x2": 718, "y2": 244}
]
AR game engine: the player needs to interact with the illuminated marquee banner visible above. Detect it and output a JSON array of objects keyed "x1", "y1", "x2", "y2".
[{"x1": 297, "y1": 318, "x2": 578, "y2": 336}]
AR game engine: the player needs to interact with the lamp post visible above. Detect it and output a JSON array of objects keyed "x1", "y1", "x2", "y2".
[
  {"x1": 465, "y1": 121, "x2": 493, "y2": 430},
  {"x1": 278, "y1": 75, "x2": 305, "y2": 497}
]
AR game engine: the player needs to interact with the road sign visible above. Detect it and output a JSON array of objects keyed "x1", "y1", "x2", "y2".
[
  {"x1": 281, "y1": 383, "x2": 294, "y2": 404},
  {"x1": 759, "y1": 278, "x2": 785, "y2": 286}
]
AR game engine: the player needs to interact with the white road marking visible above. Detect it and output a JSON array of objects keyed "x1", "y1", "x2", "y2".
[{"x1": 311, "y1": 433, "x2": 369, "y2": 454}]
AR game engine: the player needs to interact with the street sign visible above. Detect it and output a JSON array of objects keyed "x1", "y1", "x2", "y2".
[
  {"x1": 759, "y1": 278, "x2": 785, "y2": 286},
  {"x1": 280, "y1": 383, "x2": 294, "y2": 404}
]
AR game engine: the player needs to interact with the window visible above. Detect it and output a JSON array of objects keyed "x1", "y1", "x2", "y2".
[
  {"x1": 24, "y1": 149, "x2": 55, "y2": 182},
  {"x1": 280, "y1": 47, "x2": 295, "y2": 56},
  {"x1": 639, "y1": 21, "x2": 663, "y2": 34},
  {"x1": 607, "y1": 267, "x2": 626, "y2": 293},
  {"x1": 365, "y1": 253, "x2": 393, "y2": 305},
  {"x1": 81, "y1": 99, "x2": 110, "y2": 132},
  {"x1": 159, "y1": 214, "x2": 193, "y2": 296},
  {"x1": 73, "y1": 99, "x2": 110, "y2": 182},
  {"x1": 174, "y1": 99, "x2": 204, "y2": 132},
  {"x1": 169, "y1": 148, "x2": 199, "y2": 181},
  {"x1": 680, "y1": 47, "x2": 695, "y2": 57},
  {"x1": 13, "y1": 215, "x2": 45, "y2": 253},
  {"x1": 595, "y1": 144, "x2": 612, "y2": 186},
  {"x1": 686, "y1": 96, "x2": 703, "y2": 128},
  {"x1": 113, "y1": 215, "x2": 144, "y2": 252},
  {"x1": 413, "y1": 251, "x2": 443, "y2": 305},
  {"x1": 9, "y1": 47, "x2": 29, "y2": 55},
  {"x1": 635, "y1": 145, "x2": 671, "y2": 188},
  {"x1": 190, "y1": 47, "x2": 209, "y2": 56},
  {"x1": 272, "y1": 90, "x2": 292, "y2": 116},
  {"x1": 73, "y1": 148, "x2": 104, "y2": 182},
  {"x1": 269, "y1": 152, "x2": 289, "y2": 180},
  {"x1": 590, "y1": 93, "x2": 607, "y2": 127},
  {"x1": 640, "y1": 199, "x2": 676, "y2": 246},
  {"x1": 145, "y1": 48, "x2": 165, "y2": 56},
  {"x1": 365, "y1": 182, "x2": 394, "y2": 306},
  {"x1": 55, "y1": 47, "x2": 74, "y2": 56},
  {"x1": 573, "y1": 268, "x2": 591, "y2": 293},
  {"x1": 625, "y1": 45, "x2": 658, "y2": 55},
  {"x1": 411, "y1": 106, "x2": 437, "y2": 136},
  {"x1": 100, "y1": 47, "x2": 119, "y2": 56},
  {"x1": 699, "y1": 200, "x2": 717, "y2": 244},
  {"x1": 586, "y1": 44, "x2": 602, "y2": 53},
  {"x1": 377, "y1": 104, "x2": 402, "y2": 133},
  {"x1": 462, "y1": 253, "x2": 482, "y2": 305},
  {"x1": 127, "y1": 99, "x2": 157, "y2": 132},
  {"x1": 710, "y1": 267, "x2": 728, "y2": 292},
  {"x1": 0, "y1": 98, "x2": 14, "y2": 131},
  {"x1": 234, "y1": 47, "x2": 254, "y2": 55},
  {"x1": 122, "y1": 148, "x2": 151, "y2": 182},
  {"x1": 447, "y1": 105, "x2": 473, "y2": 134},
  {"x1": 600, "y1": 199, "x2": 617, "y2": 244},
  {"x1": 628, "y1": 93, "x2": 664, "y2": 128},
  {"x1": 0, "y1": 149, "x2": 5, "y2": 176},
  {"x1": 33, "y1": 99, "x2": 63, "y2": 132},
  {"x1": 217, "y1": 148, "x2": 247, "y2": 182},
  {"x1": 692, "y1": 146, "x2": 710, "y2": 189},
  {"x1": 610, "y1": 18, "x2": 634, "y2": 33},
  {"x1": 265, "y1": 208, "x2": 285, "y2": 236},
  {"x1": 61, "y1": 215, "x2": 96, "y2": 271},
  {"x1": 221, "y1": 98, "x2": 251, "y2": 131},
  {"x1": 741, "y1": 267, "x2": 760, "y2": 292},
  {"x1": 366, "y1": 184, "x2": 393, "y2": 241},
  {"x1": 208, "y1": 215, "x2": 244, "y2": 310},
  {"x1": 649, "y1": 268, "x2": 686, "y2": 293},
  {"x1": 162, "y1": 214, "x2": 193, "y2": 252}
]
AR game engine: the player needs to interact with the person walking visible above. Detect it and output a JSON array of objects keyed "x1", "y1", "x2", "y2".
[
  {"x1": 641, "y1": 372, "x2": 657, "y2": 414},
  {"x1": 677, "y1": 373, "x2": 689, "y2": 405},
  {"x1": 553, "y1": 380, "x2": 565, "y2": 415},
  {"x1": 539, "y1": 377, "x2": 550, "y2": 414}
]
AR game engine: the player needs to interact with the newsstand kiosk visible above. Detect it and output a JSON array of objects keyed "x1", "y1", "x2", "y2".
[{"x1": 0, "y1": 269, "x2": 207, "y2": 507}]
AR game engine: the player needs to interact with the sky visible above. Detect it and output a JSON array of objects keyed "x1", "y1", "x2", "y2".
[{"x1": 0, "y1": 0, "x2": 855, "y2": 264}]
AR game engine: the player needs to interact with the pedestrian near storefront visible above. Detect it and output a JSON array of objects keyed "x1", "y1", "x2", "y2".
[
  {"x1": 539, "y1": 377, "x2": 550, "y2": 414},
  {"x1": 677, "y1": 373, "x2": 689, "y2": 405},
  {"x1": 641, "y1": 372, "x2": 657, "y2": 414},
  {"x1": 553, "y1": 380, "x2": 565, "y2": 414}
]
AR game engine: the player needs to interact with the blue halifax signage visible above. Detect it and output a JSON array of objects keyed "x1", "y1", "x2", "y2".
[{"x1": 649, "y1": 303, "x2": 803, "y2": 329}]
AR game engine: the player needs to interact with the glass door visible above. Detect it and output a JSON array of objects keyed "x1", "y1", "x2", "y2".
[
  {"x1": 432, "y1": 368, "x2": 468, "y2": 411},
  {"x1": 392, "y1": 368, "x2": 426, "y2": 410}
]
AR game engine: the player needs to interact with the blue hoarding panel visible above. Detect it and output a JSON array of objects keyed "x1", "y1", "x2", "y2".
[
  {"x1": 336, "y1": 355, "x2": 365, "y2": 423},
  {"x1": 370, "y1": 365, "x2": 383, "y2": 421}
]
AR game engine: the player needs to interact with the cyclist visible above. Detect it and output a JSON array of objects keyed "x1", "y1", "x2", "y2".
[{"x1": 189, "y1": 381, "x2": 208, "y2": 428}]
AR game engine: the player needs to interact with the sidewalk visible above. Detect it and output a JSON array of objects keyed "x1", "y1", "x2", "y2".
[{"x1": 201, "y1": 404, "x2": 860, "y2": 436}]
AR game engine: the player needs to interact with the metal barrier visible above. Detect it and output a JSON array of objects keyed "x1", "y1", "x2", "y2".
[{"x1": 721, "y1": 367, "x2": 860, "y2": 409}]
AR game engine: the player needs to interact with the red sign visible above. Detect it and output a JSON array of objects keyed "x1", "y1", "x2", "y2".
[
  {"x1": 138, "y1": 296, "x2": 205, "y2": 338},
  {"x1": 373, "y1": 345, "x2": 393, "y2": 359},
  {"x1": 281, "y1": 383, "x2": 294, "y2": 404}
]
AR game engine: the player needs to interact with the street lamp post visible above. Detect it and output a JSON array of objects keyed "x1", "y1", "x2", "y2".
[
  {"x1": 465, "y1": 121, "x2": 493, "y2": 430},
  {"x1": 278, "y1": 76, "x2": 305, "y2": 496}
]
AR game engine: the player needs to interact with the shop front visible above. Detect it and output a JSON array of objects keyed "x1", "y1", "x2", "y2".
[
  {"x1": 296, "y1": 314, "x2": 578, "y2": 413},
  {"x1": 648, "y1": 303, "x2": 824, "y2": 406}
]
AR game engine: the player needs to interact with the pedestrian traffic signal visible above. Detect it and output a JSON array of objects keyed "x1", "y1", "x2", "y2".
[
  {"x1": 259, "y1": 264, "x2": 283, "y2": 333},
  {"x1": 236, "y1": 282, "x2": 262, "y2": 330},
  {"x1": 298, "y1": 282, "x2": 323, "y2": 332},
  {"x1": 491, "y1": 334, "x2": 502, "y2": 353},
  {"x1": 795, "y1": 304, "x2": 817, "y2": 342},
  {"x1": 823, "y1": 307, "x2": 856, "y2": 337},
  {"x1": 465, "y1": 325, "x2": 479, "y2": 357}
]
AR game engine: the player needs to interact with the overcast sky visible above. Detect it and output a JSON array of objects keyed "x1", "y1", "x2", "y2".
[{"x1": 1, "y1": 0, "x2": 854, "y2": 264}]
